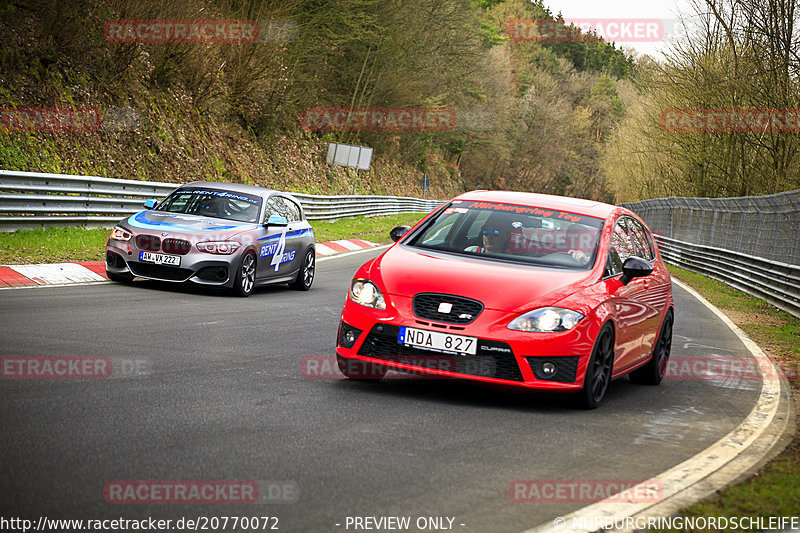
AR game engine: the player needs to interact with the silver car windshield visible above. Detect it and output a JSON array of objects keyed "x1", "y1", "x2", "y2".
[
  {"x1": 406, "y1": 200, "x2": 605, "y2": 270},
  {"x1": 157, "y1": 188, "x2": 262, "y2": 223}
]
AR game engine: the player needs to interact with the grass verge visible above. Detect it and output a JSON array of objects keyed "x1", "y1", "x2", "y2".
[
  {"x1": 0, "y1": 213, "x2": 427, "y2": 264},
  {"x1": 659, "y1": 265, "x2": 799, "y2": 530},
  {"x1": 312, "y1": 213, "x2": 425, "y2": 246}
]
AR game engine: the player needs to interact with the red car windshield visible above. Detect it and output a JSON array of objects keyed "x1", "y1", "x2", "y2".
[{"x1": 406, "y1": 200, "x2": 605, "y2": 270}]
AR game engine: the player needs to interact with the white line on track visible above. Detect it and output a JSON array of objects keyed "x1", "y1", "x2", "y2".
[
  {"x1": 316, "y1": 244, "x2": 390, "y2": 262},
  {"x1": 0, "y1": 244, "x2": 391, "y2": 291},
  {"x1": 523, "y1": 277, "x2": 794, "y2": 533}
]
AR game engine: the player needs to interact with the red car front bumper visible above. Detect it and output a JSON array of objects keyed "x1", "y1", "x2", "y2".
[{"x1": 335, "y1": 295, "x2": 604, "y2": 391}]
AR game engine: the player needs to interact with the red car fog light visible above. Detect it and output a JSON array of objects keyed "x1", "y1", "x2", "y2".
[
  {"x1": 527, "y1": 356, "x2": 580, "y2": 383},
  {"x1": 338, "y1": 322, "x2": 362, "y2": 349}
]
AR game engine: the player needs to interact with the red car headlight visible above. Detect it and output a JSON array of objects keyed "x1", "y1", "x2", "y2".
[
  {"x1": 350, "y1": 279, "x2": 386, "y2": 310},
  {"x1": 508, "y1": 307, "x2": 584, "y2": 333}
]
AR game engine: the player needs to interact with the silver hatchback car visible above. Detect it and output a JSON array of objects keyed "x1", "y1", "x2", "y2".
[{"x1": 105, "y1": 182, "x2": 316, "y2": 296}]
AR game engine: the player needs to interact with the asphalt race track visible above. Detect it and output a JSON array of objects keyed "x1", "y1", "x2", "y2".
[{"x1": 0, "y1": 249, "x2": 763, "y2": 532}]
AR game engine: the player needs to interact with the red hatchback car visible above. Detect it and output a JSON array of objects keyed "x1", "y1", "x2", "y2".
[{"x1": 335, "y1": 191, "x2": 674, "y2": 408}]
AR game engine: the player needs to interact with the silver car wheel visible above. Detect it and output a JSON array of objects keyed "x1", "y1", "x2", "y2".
[
  {"x1": 303, "y1": 251, "x2": 315, "y2": 287},
  {"x1": 240, "y1": 253, "x2": 255, "y2": 294},
  {"x1": 291, "y1": 249, "x2": 315, "y2": 291}
]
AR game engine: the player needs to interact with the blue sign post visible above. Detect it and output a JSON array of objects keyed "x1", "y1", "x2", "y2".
[{"x1": 420, "y1": 173, "x2": 430, "y2": 199}]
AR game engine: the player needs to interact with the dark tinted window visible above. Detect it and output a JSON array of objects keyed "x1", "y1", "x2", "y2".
[
  {"x1": 608, "y1": 218, "x2": 634, "y2": 276},
  {"x1": 283, "y1": 198, "x2": 302, "y2": 222},
  {"x1": 265, "y1": 195, "x2": 289, "y2": 220},
  {"x1": 626, "y1": 217, "x2": 654, "y2": 260}
]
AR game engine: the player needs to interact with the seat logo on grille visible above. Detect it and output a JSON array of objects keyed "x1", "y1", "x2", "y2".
[{"x1": 438, "y1": 302, "x2": 453, "y2": 314}]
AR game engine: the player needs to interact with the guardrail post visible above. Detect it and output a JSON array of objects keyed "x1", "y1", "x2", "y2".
[{"x1": 788, "y1": 192, "x2": 800, "y2": 266}]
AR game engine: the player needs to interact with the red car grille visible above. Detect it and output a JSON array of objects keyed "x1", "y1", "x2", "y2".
[{"x1": 412, "y1": 293, "x2": 483, "y2": 324}]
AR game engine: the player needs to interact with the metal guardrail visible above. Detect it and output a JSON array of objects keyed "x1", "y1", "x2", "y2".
[
  {"x1": 623, "y1": 191, "x2": 800, "y2": 319},
  {"x1": 0, "y1": 170, "x2": 443, "y2": 230},
  {"x1": 621, "y1": 190, "x2": 800, "y2": 266},
  {"x1": 292, "y1": 192, "x2": 441, "y2": 220},
  {"x1": 655, "y1": 235, "x2": 800, "y2": 318}
]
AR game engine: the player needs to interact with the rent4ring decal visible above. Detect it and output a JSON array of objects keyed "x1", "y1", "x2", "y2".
[{"x1": 259, "y1": 227, "x2": 296, "y2": 271}]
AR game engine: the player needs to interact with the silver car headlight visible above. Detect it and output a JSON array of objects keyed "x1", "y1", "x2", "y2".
[
  {"x1": 196, "y1": 241, "x2": 241, "y2": 254},
  {"x1": 109, "y1": 226, "x2": 132, "y2": 242},
  {"x1": 350, "y1": 279, "x2": 386, "y2": 310},
  {"x1": 507, "y1": 307, "x2": 584, "y2": 333}
]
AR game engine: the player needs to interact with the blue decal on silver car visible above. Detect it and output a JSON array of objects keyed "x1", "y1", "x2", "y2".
[
  {"x1": 127, "y1": 211, "x2": 245, "y2": 232},
  {"x1": 256, "y1": 228, "x2": 314, "y2": 242}
]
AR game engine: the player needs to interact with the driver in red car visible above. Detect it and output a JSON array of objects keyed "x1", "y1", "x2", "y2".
[
  {"x1": 467, "y1": 215, "x2": 546, "y2": 257},
  {"x1": 465, "y1": 217, "x2": 514, "y2": 254},
  {"x1": 566, "y1": 223, "x2": 595, "y2": 265}
]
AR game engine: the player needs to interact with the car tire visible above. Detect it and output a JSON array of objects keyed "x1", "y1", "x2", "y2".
[
  {"x1": 337, "y1": 354, "x2": 388, "y2": 380},
  {"x1": 290, "y1": 248, "x2": 315, "y2": 291},
  {"x1": 576, "y1": 324, "x2": 615, "y2": 410},
  {"x1": 106, "y1": 270, "x2": 133, "y2": 283},
  {"x1": 232, "y1": 252, "x2": 256, "y2": 297},
  {"x1": 630, "y1": 311, "x2": 673, "y2": 385}
]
